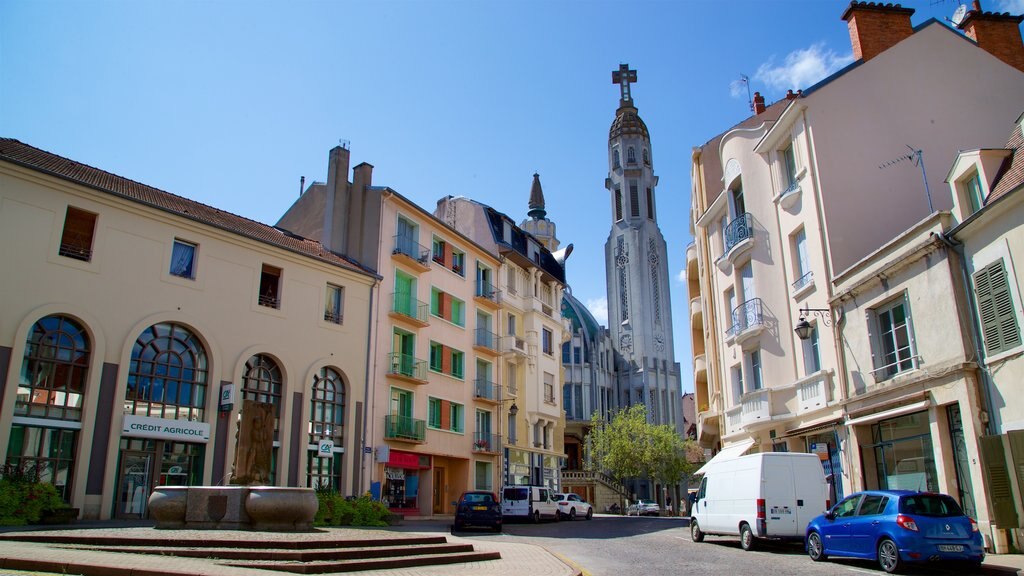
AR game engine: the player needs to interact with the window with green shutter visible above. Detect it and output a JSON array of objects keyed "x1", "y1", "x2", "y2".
[
  {"x1": 428, "y1": 397, "x2": 442, "y2": 428},
  {"x1": 974, "y1": 260, "x2": 1022, "y2": 356}
]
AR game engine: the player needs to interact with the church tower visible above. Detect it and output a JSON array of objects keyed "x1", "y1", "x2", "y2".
[{"x1": 604, "y1": 64, "x2": 682, "y2": 431}]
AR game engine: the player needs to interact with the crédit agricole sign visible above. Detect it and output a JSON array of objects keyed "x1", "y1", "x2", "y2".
[{"x1": 123, "y1": 414, "x2": 210, "y2": 443}]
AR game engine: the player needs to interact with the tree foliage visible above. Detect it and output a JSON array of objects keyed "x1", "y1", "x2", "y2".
[{"x1": 585, "y1": 404, "x2": 699, "y2": 489}]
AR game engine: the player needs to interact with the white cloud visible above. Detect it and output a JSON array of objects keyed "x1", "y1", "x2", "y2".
[
  {"x1": 729, "y1": 77, "x2": 749, "y2": 99},
  {"x1": 677, "y1": 269, "x2": 688, "y2": 283},
  {"x1": 996, "y1": 0, "x2": 1024, "y2": 13},
  {"x1": 585, "y1": 297, "x2": 608, "y2": 326},
  {"x1": 754, "y1": 43, "x2": 854, "y2": 92}
]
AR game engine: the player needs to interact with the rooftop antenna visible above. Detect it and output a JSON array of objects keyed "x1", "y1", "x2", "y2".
[
  {"x1": 338, "y1": 139, "x2": 350, "y2": 150},
  {"x1": 739, "y1": 74, "x2": 752, "y2": 112},
  {"x1": 879, "y1": 145, "x2": 934, "y2": 214}
]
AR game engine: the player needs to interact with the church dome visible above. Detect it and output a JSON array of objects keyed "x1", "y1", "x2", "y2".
[{"x1": 609, "y1": 105, "x2": 649, "y2": 140}]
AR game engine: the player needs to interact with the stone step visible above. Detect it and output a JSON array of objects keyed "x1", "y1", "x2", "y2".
[
  {"x1": 224, "y1": 550, "x2": 504, "y2": 574},
  {"x1": 0, "y1": 533, "x2": 448, "y2": 549},
  {"x1": 87, "y1": 542, "x2": 476, "y2": 561}
]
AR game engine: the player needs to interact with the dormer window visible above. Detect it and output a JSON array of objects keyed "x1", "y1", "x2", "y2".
[
  {"x1": 627, "y1": 147, "x2": 636, "y2": 164},
  {"x1": 962, "y1": 171, "x2": 984, "y2": 216}
]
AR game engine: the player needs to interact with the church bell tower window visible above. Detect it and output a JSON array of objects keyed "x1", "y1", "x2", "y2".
[{"x1": 627, "y1": 147, "x2": 636, "y2": 165}]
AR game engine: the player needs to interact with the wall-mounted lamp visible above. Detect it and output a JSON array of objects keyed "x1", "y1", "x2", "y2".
[
  {"x1": 508, "y1": 402, "x2": 519, "y2": 417},
  {"x1": 795, "y1": 306, "x2": 838, "y2": 340}
]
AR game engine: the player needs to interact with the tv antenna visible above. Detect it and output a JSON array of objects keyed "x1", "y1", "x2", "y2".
[
  {"x1": 731, "y1": 74, "x2": 753, "y2": 112},
  {"x1": 951, "y1": 4, "x2": 968, "y2": 25},
  {"x1": 879, "y1": 145, "x2": 934, "y2": 214}
]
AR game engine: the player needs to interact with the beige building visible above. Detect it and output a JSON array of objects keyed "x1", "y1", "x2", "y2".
[
  {"x1": 688, "y1": 0, "x2": 1024, "y2": 526},
  {"x1": 276, "y1": 148, "x2": 567, "y2": 516},
  {"x1": 0, "y1": 139, "x2": 377, "y2": 520}
]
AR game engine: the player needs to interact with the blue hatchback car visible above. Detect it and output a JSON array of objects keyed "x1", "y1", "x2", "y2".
[{"x1": 805, "y1": 490, "x2": 984, "y2": 574}]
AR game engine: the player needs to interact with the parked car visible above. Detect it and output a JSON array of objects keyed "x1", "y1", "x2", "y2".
[
  {"x1": 626, "y1": 499, "x2": 661, "y2": 516},
  {"x1": 554, "y1": 493, "x2": 593, "y2": 520},
  {"x1": 500, "y1": 486, "x2": 560, "y2": 523},
  {"x1": 452, "y1": 490, "x2": 501, "y2": 532},
  {"x1": 690, "y1": 452, "x2": 828, "y2": 550},
  {"x1": 805, "y1": 490, "x2": 984, "y2": 574}
]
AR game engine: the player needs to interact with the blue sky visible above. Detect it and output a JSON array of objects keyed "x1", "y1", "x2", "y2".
[{"x1": 3, "y1": 0, "x2": 1020, "y2": 394}]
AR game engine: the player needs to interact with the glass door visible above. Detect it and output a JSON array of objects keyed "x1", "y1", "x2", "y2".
[{"x1": 117, "y1": 451, "x2": 154, "y2": 519}]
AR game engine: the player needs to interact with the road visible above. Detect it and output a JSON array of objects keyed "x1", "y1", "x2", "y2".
[{"x1": 394, "y1": 515, "x2": 1016, "y2": 576}]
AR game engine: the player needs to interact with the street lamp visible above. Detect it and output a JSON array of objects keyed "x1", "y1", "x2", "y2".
[{"x1": 795, "y1": 306, "x2": 838, "y2": 340}]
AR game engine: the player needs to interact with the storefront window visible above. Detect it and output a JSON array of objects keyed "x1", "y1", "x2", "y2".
[
  {"x1": 17, "y1": 315, "x2": 89, "y2": 421},
  {"x1": 6, "y1": 426, "x2": 76, "y2": 501},
  {"x1": 307, "y1": 367, "x2": 345, "y2": 491},
  {"x1": 126, "y1": 322, "x2": 208, "y2": 421},
  {"x1": 870, "y1": 411, "x2": 938, "y2": 492},
  {"x1": 507, "y1": 449, "x2": 530, "y2": 486}
]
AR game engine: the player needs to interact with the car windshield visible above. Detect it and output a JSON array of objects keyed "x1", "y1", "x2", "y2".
[
  {"x1": 503, "y1": 488, "x2": 528, "y2": 501},
  {"x1": 463, "y1": 493, "x2": 494, "y2": 504},
  {"x1": 899, "y1": 494, "x2": 964, "y2": 517}
]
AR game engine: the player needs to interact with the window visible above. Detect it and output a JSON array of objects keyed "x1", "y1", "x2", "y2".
[
  {"x1": 126, "y1": 322, "x2": 208, "y2": 421},
  {"x1": 748, "y1": 350, "x2": 762, "y2": 391},
  {"x1": 427, "y1": 397, "x2": 463, "y2": 433},
  {"x1": 475, "y1": 461, "x2": 493, "y2": 491},
  {"x1": 646, "y1": 188, "x2": 654, "y2": 220},
  {"x1": 324, "y1": 284, "x2": 344, "y2": 324},
  {"x1": 731, "y1": 183, "x2": 746, "y2": 217},
  {"x1": 451, "y1": 349, "x2": 464, "y2": 379},
  {"x1": 59, "y1": 207, "x2": 97, "y2": 261},
  {"x1": 395, "y1": 216, "x2": 420, "y2": 260},
  {"x1": 782, "y1": 143, "x2": 798, "y2": 189},
  {"x1": 627, "y1": 146, "x2": 636, "y2": 164},
  {"x1": 974, "y1": 259, "x2": 1022, "y2": 355},
  {"x1": 802, "y1": 326, "x2": 821, "y2": 375},
  {"x1": 872, "y1": 297, "x2": 916, "y2": 379},
  {"x1": 308, "y1": 367, "x2": 344, "y2": 490},
  {"x1": 451, "y1": 250, "x2": 465, "y2": 276},
  {"x1": 431, "y1": 288, "x2": 465, "y2": 326},
  {"x1": 432, "y1": 237, "x2": 446, "y2": 265},
  {"x1": 429, "y1": 341, "x2": 464, "y2": 379},
  {"x1": 507, "y1": 363, "x2": 518, "y2": 395},
  {"x1": 963, "y1": 171, "x2": 984, "y2": 216},
  {"x1": 833, "y1": 495, "x2": 861, "y2": 518},
  {"x1": 170, "y1": 239, "x2": 197, "y2": 279},
  {"x1": 507, "y1": 313, "x2": 517, "y2": 336},
  {"x1": 614, "y1": 188, "x2": 623, "y2": 221},
  {"x1": 544, "y1": 372, "x2": 555, "y2": 404},
  {"x1": 642, "y1": 148, "x2": 649, "y2": 165},
  {"x1": 506, "y1": 266, "x2": 518, "y2": 295},
  {"x1": 792, "y1": 228, "x2": 811, "y2": 289},
  {"x1": 259, "y1": 264, "x2": 282, "y2": 309},
  {"x1": 858, "y1": 495, "x2": 889, "y2": 516},
  {"x1": 731, "y1": 364, "x2": 743, "y2": 405},
  {"x1": 613, "y1": 150, "x2": 620, "y2": 169},
  {"x1": 17, "y1": 315, "x2": 89, "y2": 421},
  {"x1": 243, "y1": 354, "x2": 282, "y2": 483},
  {"x1": 629, "y1": 183, "x2": 640, "y2": 217},
  {"x1": 542, "y1": 327, "x2": 553, "y2": 355}
]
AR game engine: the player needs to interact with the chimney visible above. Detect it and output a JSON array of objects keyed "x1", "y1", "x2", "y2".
[
  {"x1": 322, "y1": 145, "x2": 351, "y2": 254},
  {"x1": 752, "y1": 92, "x2": 766, "y2": 115},
  {"x1": 299, "y1": 175, "x2": 305, "y2": 197},
  {"x1": 957, "y1": 3, "x2": 1024, "y2": 73},
  {"x1": 841, "y1": 2, "x2": 916, "y2": 62},
  {"x1": 785, "y1": 89, "x2": 798, "y2": 100}
]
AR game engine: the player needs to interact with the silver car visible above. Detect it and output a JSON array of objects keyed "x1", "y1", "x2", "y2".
[{"x1": 626, "y1": 499, "x2": 661, "y2": 516}]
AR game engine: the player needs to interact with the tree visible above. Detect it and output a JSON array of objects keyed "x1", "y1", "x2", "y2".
[{"x1": 585, "y1": 405, "x2": 699, "y2": 508}]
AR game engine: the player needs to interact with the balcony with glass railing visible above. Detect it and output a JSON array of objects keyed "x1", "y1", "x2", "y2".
[
  {"x1": 725, "y1": 298, "x2": 766, "y2": 345},
  {"x1": 386, "y1": 352, "x2": 428, "y2": 384},
  {"x1": 390, "y1": 292, "x2": 430, "y2": 326},
  {"x1": 384, "y1": 414, "x2": 425, "y2": 442}
]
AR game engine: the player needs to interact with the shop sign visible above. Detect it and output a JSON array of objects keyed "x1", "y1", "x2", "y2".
[
  {"x1": 811, "y1": 442, "x2": 829, "y2": 461},
  {"x1": 385, "y1": 467, "x2": 405, "y2": 480},
  {"x1": 318, "y1": 439, "x2": 334, "y2": 458},
  {"x1": 123, "y1": 414, "x2": 210, "y2": 443},
  {"x1": 387, "y1": 449, "x2": 430, "y2": 469},
  {"x1": 219, "y1": 383, "x2": 235, "y2": 412}
]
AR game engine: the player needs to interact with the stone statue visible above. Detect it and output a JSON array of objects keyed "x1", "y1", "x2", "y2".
[{"x1": 231, "y1": 399, "x2": 275, "y2": 485}]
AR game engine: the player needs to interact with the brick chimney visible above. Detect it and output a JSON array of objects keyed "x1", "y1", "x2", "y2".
[
  {"x1": 841, "y1": 2, "x2": 916, "y2": 62},
  {"x1": 957, "y1": 1, "x2": 1024, "y2": 73},
  {"x1": 752, "y1": 92, "x2": 766, "y2": 115}
]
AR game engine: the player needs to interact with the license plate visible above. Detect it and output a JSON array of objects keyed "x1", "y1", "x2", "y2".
[
  {"x1": 472, "y1": 506, "x2": 487, "y2": 511},
  {"x1": 937, "y1": 544, "x2": 964, "y2": 552}
]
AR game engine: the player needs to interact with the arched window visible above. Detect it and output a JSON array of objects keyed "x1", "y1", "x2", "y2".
[
  {"x1": 613, "y1": 150, "x2": 620, "y2": 169},
  {"x1": 627, "y1": 147, "x2": 636, "y2": 164},
  {"x1": 242, "y1": 354, "x2": 282, "y2": 483},
  {"x1": 643, "y1": 148, "x2": 649, "y2": 165},
  {"x1": 126, "y1": 323, "x2": 208, "y2": 421},
  {"x1": 308, "y1": 367, "x2": 345, "y2": 490},
  {"x1": 17, "y1": 315, "x2": 89, "y2": 421},
  {"x1": 11, "y1": 315, "x2": 89, "y2": 501}
]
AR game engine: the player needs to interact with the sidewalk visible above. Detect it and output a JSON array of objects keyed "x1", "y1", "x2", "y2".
[
  {"x1": 0, "y1": 524, "x2": 582, "y2": 576},
  {"x1": 987, "y1": 553, "x2": 1024, "y2": 574}
]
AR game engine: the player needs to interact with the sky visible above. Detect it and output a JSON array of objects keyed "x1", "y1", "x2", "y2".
[{"x1": 3, "y1": 0, "x2": 1021, "y2": 395}]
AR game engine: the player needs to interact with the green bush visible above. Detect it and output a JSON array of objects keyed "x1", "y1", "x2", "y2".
[
  {"x1": 0, "y1": 464, "x2": 68, "y2": 526},
  {"x1": 314, "y1": 490, "x2": 390, "y2": 527}
]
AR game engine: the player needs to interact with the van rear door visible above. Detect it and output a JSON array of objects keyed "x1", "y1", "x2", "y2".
[{"x1": 762, "y1": 458, "x2": 798, "y2": 537}]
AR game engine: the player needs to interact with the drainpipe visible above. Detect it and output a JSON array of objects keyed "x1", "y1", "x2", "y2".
[
  {"x1": 934, "y1": 232, "x2": 996, "y2": 436},
  {"x1": 360, "y1": 281, "x2": 377, "y2": 496}
]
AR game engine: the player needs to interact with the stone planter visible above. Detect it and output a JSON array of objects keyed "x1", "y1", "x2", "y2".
[
  {"x1": 148, "y1": 486, "x2": 189, "y2": 528},
  {"x1": 39, "y1": 507, "x2": 79, "y2": 525},
  {"x1": 245, "y1": 487, "x2": 317, "y2": 531}
]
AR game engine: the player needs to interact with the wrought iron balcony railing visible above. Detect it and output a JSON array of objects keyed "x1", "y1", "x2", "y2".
[
  {"x1": 724, "y1": 213, "x2": 753, "y2": 254},
  {"x1": 726, "y1": 297, "x2": 765, "y2": 339}
]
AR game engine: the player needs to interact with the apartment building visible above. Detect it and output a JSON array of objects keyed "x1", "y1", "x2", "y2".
[
  {"x1": 689, "y1": 0, "x2": 1024, "y2": 521},
  {"x1": 0, "y1": 139, "x2": 377, "y2": 520}
]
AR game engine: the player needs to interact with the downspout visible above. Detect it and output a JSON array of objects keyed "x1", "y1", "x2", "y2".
[
  {"x1": 934, "y1": 231, "x2": 996, "y2": 436},
  {"x1": 360, "y1": 280, "x2": 377, "y2": 495}
]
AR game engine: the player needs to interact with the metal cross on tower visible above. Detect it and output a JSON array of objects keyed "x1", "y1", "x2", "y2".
[{"x1": 612, "y1": 64, "x2": 637, "y2": 104}]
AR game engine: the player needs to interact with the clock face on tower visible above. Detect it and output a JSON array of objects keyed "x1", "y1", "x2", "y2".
[
  {"x1": 654, "y1": 334, "x2": 665, "y2": 351},
  {"x1": 619, "y1": 333, "x2": 633, "y2": 352}
]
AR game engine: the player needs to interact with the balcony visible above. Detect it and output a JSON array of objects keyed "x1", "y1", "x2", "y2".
[
  {"x1": 725, "y1": 298, "x2": 766, "y2": 346},
  {"x1": 740, "y1": 388, "x2": 771, "y2": 425},
  {"x1": 391, "y1": 236, "x2": 431, "y2": 272},
  {"x1": 389, "y1": 293, "x2": 430, "y2": 326},
  {"x1": 797, "y1": 371, "x2": 832, "y2": 414},
  {"x1": 474, "y1": 378, "x2": 498, "y2": 403},
  {"x1": 502, "y1": 335, "x2": 528, "y2": 356},
  {"x1": 791, "y1": 270, "x2": 814, "y2": 298},
  {"x1": 473, "y1": 328, "x2": 499, "y2": 355},
  {"x1": 384, "y1": 415, "x2": 425, "y2": 443},
  {"x1": 385, "y1": 352, "x2": 428, "y2": 384},
  {"x1": 725, "y1": 405, "x2": 743, "y2": 436},
  {"x1": 472, "y1": 432, "x2": 500, "y2": 454},
  {"x1": 693, "y1": 354, "x2": 707, "y2": 380},
  {"x1": 690, "y1": 296, "x2": 702, "y2": 329},
  {"x1": 685, "y1": 242, "x2": 697, "y2": 272},
  {"x1": 775, "y1": 180, "x2": 802, "y2": 211},
  {"x1": 721, "y1": 213, "x2": 754, "y2": 269},
  {"x1": 474, "y1": 279, "x2": 500, "y2": 308}
]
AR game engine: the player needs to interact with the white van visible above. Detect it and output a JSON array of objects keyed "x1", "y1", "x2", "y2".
[
  {"x1": 690, "y1": 452, "x2": 828, "y2": 550},
  {"x1": 501, "y1": 486, "x2": 560, "y2": 523}
]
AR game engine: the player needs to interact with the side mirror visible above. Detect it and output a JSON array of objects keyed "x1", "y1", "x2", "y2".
[{"x1": 824, "y1": 510, "x2": 835, "y2": 520}]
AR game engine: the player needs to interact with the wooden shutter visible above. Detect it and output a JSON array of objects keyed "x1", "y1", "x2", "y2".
[
  {"x1": 980, "y1": 434, "x2": 1019, "y2": 527},
  {"x1": 1007, "y1": 430, "x2": 1024, "y2": 529},
  {"x1": 975, "y1": 261, "x2": 1022, "y2": 355}
]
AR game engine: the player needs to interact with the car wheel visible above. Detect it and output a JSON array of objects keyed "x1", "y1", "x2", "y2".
[
  {"x1": 533, "y1": 510, "x2": 540, "y2": 524},
  {"x1": 585, "y1": 508, "x2": 593, "y2": 520},
  {"x1": 569, "y1": 508, "x2": 577, "y2": 520},
  {"x1": 691, "y1": 520, "x2": 705, "y2": 543},
  {"x1": 877, "y1": 538, "x2": 903, "y2": 574},
  {"x1": 739, "y1": 523, "x2": 755, "y2": 551},
  {"x1": 452, "y1": 521, "x2": 463, "y2": 532},
  {"x1": 807, "y1": 531, "x2": 827, "y2": 562},
  {"x1": 493, "y1": 524, "x2": 502, "y2": 533}
]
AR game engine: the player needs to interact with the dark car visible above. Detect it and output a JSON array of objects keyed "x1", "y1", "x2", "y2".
[
  {"x1": 453, "y1": 490, "x2": 501, "y2": 532},
  {"x1": 805, "y1": 490, "x2": 984, "y2": 573}
]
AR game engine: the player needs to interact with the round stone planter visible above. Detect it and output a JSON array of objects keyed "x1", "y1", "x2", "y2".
[
  {"x1": 148, "y1": 486, "x2": 189, "y2": 529},
  {"x1": 245, "y1": 487, "x2": 318, "y2": 531}
]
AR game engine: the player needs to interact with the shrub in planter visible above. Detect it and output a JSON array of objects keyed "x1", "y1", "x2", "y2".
[
  {"x1": 314, "y1": 490, "x2": 390, "y2": 527},
  {"x1": 0, "y1": 465, "x2": 69, "y2": 525}
]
